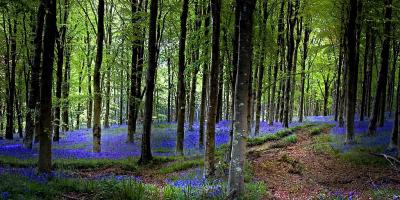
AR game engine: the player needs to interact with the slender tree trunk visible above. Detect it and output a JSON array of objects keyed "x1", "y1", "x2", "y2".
[
  {"x1": 255, "y1": 0, "x2": 268, "y2": 135},
  {"x1": 299, "y1": 25, "x2": 310, "y2": 123},
  {"x1": 128, "y1": 0, "x2": 139, "y2": 142},
  {"x1": 139, "y1": 0, "x2": 158, "y2": 164},
  {"x1": 86, "y1": 20, "x2": 93, "y2": 129},
  {"x1": 204, "y1": 0, "x2": 221, "y2": 177},
  {"x1": 360, "y1": 22, "x2": 372, "y2": 121},
  {"x1": 38, "y1": 0, "x2": 57, "y2": 174},
  {"x1": 93, "y1": 0, "x2": 105, "y2": 153},
  {"x1": 283, "y1": 0, "x2": 295, "y2": 128},
  {"x1": 199, "y1": 4, "x2": 210, "y2": 148},
  {"x1": 176, "y1": 0, "x2": 189, "y2": 156},
  {"x1": 167, "y1": 57, "x2": 172, "y2": 122},
  {"x1": 76, "y1": 64, "x2": 84, "y2": 129},
  {"x1": 269, "y1": 0, "x2": 284, "y2": 125},
  {"x1": 188, "y1": 2, "x2": 202, "y2": 130},
  {"x1": 387, "y1": 42, "x2": 399, "y2": 117},
  {"x1": 368, "y1": 0, "x2": 392, "y2": 136},
  {"x1": 345, "y1": 0, "x2": 359, "y2": 143},
  {"x1": 24, "y1": 0, "x2": 45, "y2": 149},
  {"x1": 62, "y1": 47, "x2": 71, "y2": 131},
  {"x1": 391, "y1": 54, "x2": 400, "y2": 148},
  {"x1": 228, "y1": 0, "x2": 256, "y2": 197},
  {"x1": 6, "y1": 19, "x2": 17, "y2": 140}
]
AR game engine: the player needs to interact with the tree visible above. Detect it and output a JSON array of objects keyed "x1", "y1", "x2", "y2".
[
  {"x1": 54, "y1": 0, "x2": 69, "y2": 142},
  {"x1": 344, "y1": 0, "x2": 359, "y2": 143},
  {"x1": 228, "y1": 0, "x2": 256, "y2": 197},
  {"x1": 299, "y1": 24, "x2": 310, "y2": 123},
  {"x1": 176, "y1": 0, "x2": 189, "y2": 156},
  {"x1": 368, "y1": 0, "x2": 392, "y2": 136},
  {"x1": 24, "y1": 0, "x2": 45, "y2": 149},
  {"x1": 38, "y1": 0, "x2": 57, "y2": 173},
  {"x1": 204, "y1": 0, "x2": 221, "y2": 177},
  {"x1": 93, "y1": 0, "x2": 105, "y2": 153},
  {"x1": 139, "y1": 0, "x2": 158, "y2": 164},
  {"x1": 5, "y1": 17, "x2": 17, "y2": 140}
]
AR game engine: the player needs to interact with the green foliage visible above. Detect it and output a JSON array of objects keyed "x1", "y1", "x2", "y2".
[
  {"x1": 158, "y1": 158, "x2": 203, "y2": 174},
  {"x1": 312, "y1": 134, "x2": 340, "y2": 155},
  {"x1": 270, "y1": 134, "x2": 298, "y2": 149}
]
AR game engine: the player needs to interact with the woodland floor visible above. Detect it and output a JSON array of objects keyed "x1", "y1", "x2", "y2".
[
  {"x1": 1, "y1": 117, "x2": 400, "y2": 199},
  {"x1": 249, "y1": 126, "x2": 400, "y2": 200}
]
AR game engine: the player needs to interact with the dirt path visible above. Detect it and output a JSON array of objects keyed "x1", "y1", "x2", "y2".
[{"x1": 249, "y1": 126, "x2": 400, "y2": 200}]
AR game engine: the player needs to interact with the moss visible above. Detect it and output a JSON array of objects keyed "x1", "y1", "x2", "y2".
[{"x1": 158, "y1": 159, "x2": 203, "y2": 174}]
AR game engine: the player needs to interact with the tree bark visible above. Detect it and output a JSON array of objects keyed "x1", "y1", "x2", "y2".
[
  {"x1": 299, "y1": 25, "x2": 310, "y2": 123},
  {"x1": 345, "y1": 0, "x2": 359, "y2": 143},
  {"x1": 24, "y1": 0, "x2": 45, "y2": 149},
  {"x1": 6, "y1": 18, "x2": 17, "y2": 140},
  {"x1": 368, "y1": 0, "x2": 392, "y2": 136},
  {"x1": 176, "y1": 0, "x2": 189, "y2": 156},
  {"x1": 62, "y1": 47, "x2": 71, "y2": 132},
  {"x1": 228, "y1": 0, "x2": 256, "y2": 197},
  {"x1": 38, "y1": 0, "x2": 57, "y2": 174},
  {"x1": 204, "y1": 0, "x2": 221, "y2": 177},
  {"x1": 93, "y1": 0, "x2": 105, "y2": 153},
  {"x1": 139, "y1": 0, "x2": 158, "y2": 164},
  {"x1": 199, "y1": 4, "x2": 210, "y2": 148}
]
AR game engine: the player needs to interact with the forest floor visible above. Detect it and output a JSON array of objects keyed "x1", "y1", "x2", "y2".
[
  {"x1": 0, "y1": 117, "x2": 399, "y2": 199},
  {"x1": 249, "y1": 125, "x2": 400, "y2": 200}
]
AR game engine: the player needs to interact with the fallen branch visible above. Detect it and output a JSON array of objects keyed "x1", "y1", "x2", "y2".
[{"x1": 370, "y1": 153, "x2": 400, "y2": 171}]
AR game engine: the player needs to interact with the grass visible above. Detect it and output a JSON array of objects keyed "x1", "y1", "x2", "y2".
[
  {"x1": 311, "y1": 134, "x2": 340, "y2": 156},
  {"x1": 309, "y1": 124, "x2": 335, "y2": 136},
  {"x1": 158, "y1": 158, "x2": 204, "y2": 174},
  {"x1": 270, "y1": 134, "x2": 298, "y2": 149}
]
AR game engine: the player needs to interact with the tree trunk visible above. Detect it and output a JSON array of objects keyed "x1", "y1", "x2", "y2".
[
  {"x1": 299, "y1": 25, "x2": 310, "y2": 123},
  {"x1": 269, "y1": 0, "x2": 284, "y2": 125},
  {"x1": 345, "y1": 0, "x2": 359, "y2": 143},
  {"x1": 188, "y1": 2, "x2": 202, "y2": 130},
  {"x1": 62, "y1": 47, "x2": 71, "y2": 132},
  {"x1": 128, "y1": 0, "x2": 139, "y2": 143},
  {"x1": 360, "y1": 22, "x2": 372, "y2": 121},
  {"x1": 176, "y1": 0, "x2": 189, "y2": 156},
  {"x1": 254, "y1": 0, "x2": 268, "y2": 135},
  {"x1": 139, "y1": 0, "x2": 158, "y2": 164},
  {"x1": 368, "y1": 0, "x2": 392, "y2": 136},
  {"x1": 24, "y1": 0, "x2": 45, "y2": 149},
  {"x1": 387, "y1": 42, "x2": 399, "y2": 117},
  {"x1": 6, "y1": 19, "x2": 17, "y2": 140},
  {"x1": 199, "y1": 4, "x2": 210, "y2": 148},
  {"x1": 93, "y1": 0, "x2": 105, "y2": 153},
  {"x1": 38, "y1": 0, "x2": 57, "y2": 174},
  {"x1": 204, "y1": 0, "x2": 221, "y2": 177},
  {"x1": 283, "y1": 0, "x2": 295, "y2": 128},
  {"x1": 228, "y1": 0, "x2": 256, "y2": 197},
  {"x1": 86, "y1": 19, "x2": 93, "y2": 129},
  {"x1": 391, "y1": 52, "x2": 400, "y2": 148}
]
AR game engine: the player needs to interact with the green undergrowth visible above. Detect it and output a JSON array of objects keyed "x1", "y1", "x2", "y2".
[
  {"x1": 247, "y1": 123, "x2": 315, "y2": 147},
  {"x1": 0, "y1": 171, "x2": 267, "y2": 200},
  {"x1": 312, "y1": 134, "x2": 390, "y2": 167},
  {"x1": 270, "y1": 134, "x2": 298, "y2": 149},
  {"x1": 158, "y1": 158, "x2": 203, "y2": 174}
]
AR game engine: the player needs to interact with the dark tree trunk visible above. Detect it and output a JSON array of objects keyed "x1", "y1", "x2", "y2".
[
  {"x1": 93, "y1": 0, "x2": 105, "y2": 153},
  {"x1": 24, "y1": 0, "x2": 45, "y2": 149},
  {"x1": 176, "y1": 0, "x2": 189, "y2": 156},
  {"x1": 6, "y1": 19, "x2": 17, "y2": 140},
  {"x1": 104, "y1": 2, "x2": 114, "y2": 129},
  {"x1": 139, "y1": 0, "x2": 158, "y2": 164},
  {"x1": 204, "y1": 0, "x2": 221, "y2": 177},
  {"x1": 167, "y1": 57, "x2": 172, "y2": 122},
  {"x1": 360, "y1": 22, "x2": 372, "y2": 121},
  {"x1": 387, "y1": 42, "x2": 399, "y2": 117},
  {"x1": 62, "y1": 48, "x2": 71, "y2": 132},
  {"x1": 254, "y1": 0, "x2": 268, "y2": 135},
  {"x1": 53, "y1": 0, "x2": 69, "y2": 141},
  {"x1": 283, "y1": 0, "x2": 295, "y2": 128},
  {"x1": 368, "y1": 0, "x2": 392, "y2": 136},
  {"x1": 228, "y1": 0, "x2": 256, "y2": 197},
  {"x1": 128, "y1": 0, "x2": 139, "y2": 143},
  {"x1": 345, "y1": 0, "x2": 359, "y2": 143},
  {"x1": 299, "y1": 25, "x2": 310, "y2": 123},
  {"x1": 38, "y1": 0, "x2": 57, "y2": 174},
  {"x1": 391, "y1": 52, "x2": 400, "y2": 148},
  {"x1": 199, "y1": 4, "x2": 210, "y2": 148},
  {"x1": 269, "y1": 0, "x2": 284, "y2": 125}
]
